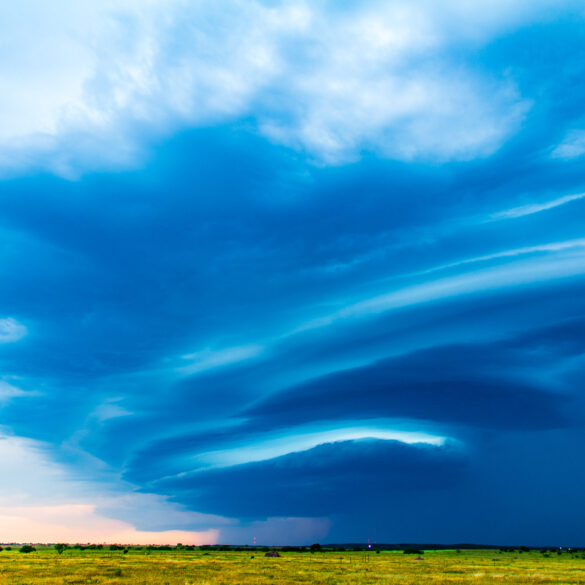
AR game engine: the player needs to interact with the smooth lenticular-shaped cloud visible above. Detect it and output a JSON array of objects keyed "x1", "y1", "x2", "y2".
[
  {"x1": 155, "y1": 439, "x2": 467, "y2": 518},
  {"x1": 292, "y1": 245, "x2": 585, "y2": 333},
  {"x1": 190, "y1": 426, "x2": 448, "y2": 470},
  {"x1": 245, "y1": 342, "x2": 572, "y2": 431}
]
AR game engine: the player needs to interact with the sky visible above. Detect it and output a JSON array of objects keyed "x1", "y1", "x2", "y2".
[{"x1": 1, "y1": 0, "x2": 585, "y2": 546}]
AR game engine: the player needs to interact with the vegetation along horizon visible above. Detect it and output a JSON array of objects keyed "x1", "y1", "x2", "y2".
[{"x1": 1, "y1": 545, "x2": 585, "y2": 584}]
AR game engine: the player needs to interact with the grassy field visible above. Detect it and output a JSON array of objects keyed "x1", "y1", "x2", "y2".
[{"x1": 1, "y1": 548, "x2": 585, "y2": 584}]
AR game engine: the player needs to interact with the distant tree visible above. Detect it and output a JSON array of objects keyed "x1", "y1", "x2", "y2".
[
  {"x1": 19, "y1": 545, "x2": 36, "y2": 554},
  {"x1": 0, "y1": 546, "x2": 3, "y2": 552},
  {"x1": 403, "y1": 548, "x2": 423, "y2": 555},
  {"x1": 55, "y1": 544, "x2": 68, "y2": 555},
  {"x1": 310, "y1": 543, "x2": 322, "y2": 552}
]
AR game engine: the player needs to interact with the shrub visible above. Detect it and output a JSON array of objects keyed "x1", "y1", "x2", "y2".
[
  {"x1": 403, "y1": 548, "x2": 423, "y2": 555},
  {"x1": 19, "y1": 545, "x2": 36, "y2": 554},
  {"x1": 55, "y1": 544, "x2": 68, "y2": 555}
]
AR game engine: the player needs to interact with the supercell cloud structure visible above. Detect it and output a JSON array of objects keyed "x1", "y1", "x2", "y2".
[{"x1": 1, "y1": 0, "x2": 585, "y2": 545}]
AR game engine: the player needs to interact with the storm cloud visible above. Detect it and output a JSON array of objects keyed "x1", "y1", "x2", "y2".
[{"x1": 1, "y1": 0, "x2": 585, "y2": 546}]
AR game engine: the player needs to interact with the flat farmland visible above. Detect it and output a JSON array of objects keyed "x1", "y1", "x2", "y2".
[{"x1": 1, "y1": 549, "x2": 585, "y2": 585}]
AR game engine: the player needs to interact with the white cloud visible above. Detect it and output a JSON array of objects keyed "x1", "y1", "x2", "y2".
[
  {"x1": 90, "y1": 399, "x2": 134, "y2": 423},
  {"x1": 416, "y1": 238, "x2": 585, "y2": 275},
  {"x1": 179, "y1": 344, "x2": 264, "y2": 375},
  {"x1": 491, "y1": 192, "x2": 585, "y2": 219},
  {"x1": 190, "y1": 424, "x2": 447, "y2": 470},
  {"x1": 0, "y1": 318, "x2": 27, "y2": 343},
  {"x1": 0, "y1": 433, "x2": 66, "y2": 501},
  {"x1": 0, "y1": 381, "x2": 34, "y2": 404},
  {"x1": 551, "y1": 130, "x2": 585, "y2": 160},
  {"x1": 0, "y1": 0, "x2": 555, "y2": 177}
]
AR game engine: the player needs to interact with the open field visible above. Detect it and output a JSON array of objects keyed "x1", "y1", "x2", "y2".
[{"x1": 1, "y1": 549, "x2": 585, "y2": 584}]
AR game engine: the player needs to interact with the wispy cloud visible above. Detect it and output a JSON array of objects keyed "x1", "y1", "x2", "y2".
[
  {"x1": 491, "y1": 192, "x2": 585, "y2": 219},
  {"x1": 0, "y1": 381, "x2": 35, "y2": 404},
  {"x1": 551, "y1": 129, "x2": 585, "y2": 160},
  {"x1": 179, "y1": 345, "x2": 264, "y2": 375},
  {"x1": 415, "y1": 238, "x2": 585, "y2": 276},
  {"x1": 0, "y1": 318, "x2": 27, "y2": 343}
]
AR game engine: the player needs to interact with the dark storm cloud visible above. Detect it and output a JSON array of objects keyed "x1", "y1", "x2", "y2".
[
  {"x1": 154, "y1": 439, "x2": 467, "y2": 518},
  {"x1": 245, "y1": 343, "x2": 573, "y2": 431},
  {"x1": 2, "y1": 8, "x2": 585, "y2": 544},
  {"x1": 118, "y1": 315, "x2": 585, "y2": 490}
]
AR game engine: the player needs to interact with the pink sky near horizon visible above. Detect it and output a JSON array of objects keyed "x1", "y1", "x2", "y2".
[
  {"x1": 0, "y1": 504, "x2": 331, "y2": 546},
  {"x1": 0, "y1": 433, "x2": 330, "y2": 546},
  {"x1": 0, "y1": 504, "x2": 219, "y2": 545}
]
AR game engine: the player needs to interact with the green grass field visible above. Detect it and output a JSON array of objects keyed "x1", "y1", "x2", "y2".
[{"x1": 1, "y1": 548, "x2": 585, "y2": 584}]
